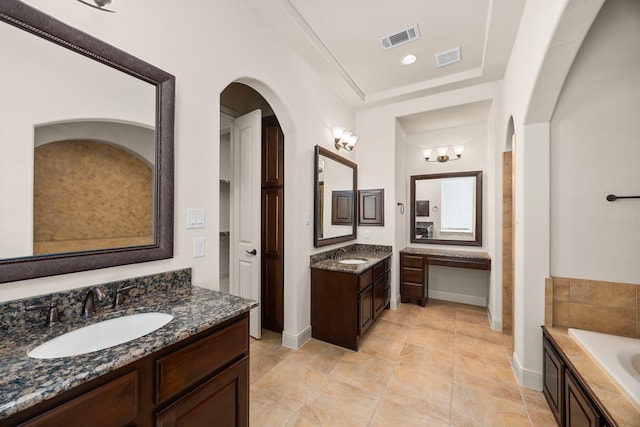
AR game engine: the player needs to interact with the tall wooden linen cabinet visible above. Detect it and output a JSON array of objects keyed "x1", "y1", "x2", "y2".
[{"x1": 261, "y1": 116, "x2": 285, "y2": 332}]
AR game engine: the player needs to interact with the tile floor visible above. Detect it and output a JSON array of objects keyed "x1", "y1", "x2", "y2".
[{"x1": 249, "y1": 299, "x2": 557, "y2": 426}]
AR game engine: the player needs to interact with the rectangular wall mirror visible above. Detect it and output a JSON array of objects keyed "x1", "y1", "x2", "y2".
[
  {"x1": 0, "y1": 1, "x2": 175, "y2": 283},
  {"x1": 410, "y1": 171, "x2": 482, "y2": 246},
  {"x1": 314, "y1": 145, "x2": 357, "y2": 247}
]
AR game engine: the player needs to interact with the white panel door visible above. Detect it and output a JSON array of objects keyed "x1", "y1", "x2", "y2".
[{"x1": 230, "y1": 109, "x2": 262, "y2": 339}]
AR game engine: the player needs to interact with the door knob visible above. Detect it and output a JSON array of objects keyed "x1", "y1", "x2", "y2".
[{"x1": 246, "y1": 249, "x2": 257, "y2": 256}]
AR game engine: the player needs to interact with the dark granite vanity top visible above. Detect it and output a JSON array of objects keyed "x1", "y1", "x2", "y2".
[
  {"x1": 400, "y1": 247, "x2": 491, "y2": 260},
  {"x1": 0, "y1": 271, "x2": 257, "y2": 419},
  {"x1": 309, "y1": 244, "x2": 392, "y2": 274}
]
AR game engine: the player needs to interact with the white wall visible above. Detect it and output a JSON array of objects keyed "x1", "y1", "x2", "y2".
[
  {"x1": 1, "y1": 0, "x2": 356, "y2": 348},
  {"x1": 550, "y1": 0, "x2": 640, "y2": 283},
  {"x1": 501, "y1": 0, "x2": 605, "y2": 389},
  {"x1": 357, "y1": 82, "x2": 500, "y2": 317}
]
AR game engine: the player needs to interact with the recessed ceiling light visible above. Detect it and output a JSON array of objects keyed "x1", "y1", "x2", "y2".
[{"x1": 401, "y1": 54, "x2": 417, "y2": 65}]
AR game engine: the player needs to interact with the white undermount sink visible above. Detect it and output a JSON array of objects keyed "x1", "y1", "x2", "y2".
[
  {"x1": 28, "y1": 312, "x2": 173, "y2": 359},
  {"x1": 338, "y1": 258, "x2": 367, "y2": 265}
]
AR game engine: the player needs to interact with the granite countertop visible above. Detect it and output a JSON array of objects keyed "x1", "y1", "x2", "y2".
[
  {"x1": 310, "y1": 244, "x2": 392, "y2": 274},
  {"x1": 0, "y1": 285, "x2": 257, "y2": 419},
  {"x1": 400, "y1": 246, "x2": 491, "y2": 259},
  {"x1": 545, "y1": 327, "x2": 640, "y2": 427}
]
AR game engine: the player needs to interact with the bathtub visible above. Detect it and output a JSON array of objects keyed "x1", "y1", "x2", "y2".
[{"x1": 569, "y1": 328, "x2": 640, "y2": 407}]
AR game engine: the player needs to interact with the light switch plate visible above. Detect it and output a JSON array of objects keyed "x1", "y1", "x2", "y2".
[
  {"x1": 193, "y1": 237, "x2": 205, "y2": 258},
  {"x1": 187, "y1": 208, "x2": 205, "y2": 229}
]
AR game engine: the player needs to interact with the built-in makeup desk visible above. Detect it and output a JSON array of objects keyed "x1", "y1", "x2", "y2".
[{"x1": 399, "y1": 247, "x2": 491, "y2": 306}]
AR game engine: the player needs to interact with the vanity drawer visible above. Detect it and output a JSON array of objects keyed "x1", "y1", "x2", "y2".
[
  {"x1": 156, "y1": 318, "x2": 248, "y2": 403},
  {"x1": 20, "y1": 370, "x2": 138, "y2": 427},
  {"x1": 358, "y1": 269, "x2": 373, "y2": 291}
]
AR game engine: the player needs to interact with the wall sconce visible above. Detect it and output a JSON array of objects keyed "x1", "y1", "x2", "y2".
[
  {"x1": 422, "y1": 146, "x2": 464, "y2": 163},
  {"x1": 333, "y1": 126, "x2": 359, "y2": 151}
]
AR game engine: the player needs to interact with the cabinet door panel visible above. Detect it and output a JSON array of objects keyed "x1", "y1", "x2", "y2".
[
  {"x1": 373, "y1": 277, "x2": 385, "y2": 318},
  {"x1": 156, "y1": 358, "x2": 248, "y2": 427},
  {"x1": 358, "y1": 285, "x2": 374, "y2": 335},
  {"x1": 565, "y1": 369, "x2": 601, "y2": 427},
  {"x1": 543, "y1": 337, "x2": 563, "y2": 425},
  {"x1": 20, "y1": 371, "x2": 138, "y2": 427}
]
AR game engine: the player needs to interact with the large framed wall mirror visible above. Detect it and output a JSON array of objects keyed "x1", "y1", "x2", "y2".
[
  {"x1": 0, "y1": 1, "x2": 175, "y2": 283},
  {"x1": 314, "y1": 145, "x2": 357, "y2": 247},
  {"x1": 410, "y1": 171, "x2": 482, "y2": 246}
]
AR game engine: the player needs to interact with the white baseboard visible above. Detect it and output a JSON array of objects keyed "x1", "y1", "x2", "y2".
[
  {"x1": 428, "y1": 290, "x2": 486, "y2": 307},
  {"x1": 511, "y1": 352, "x2": 543, "y2": 391},
  {"x1": 487, "y1": 304, "x2": 502, "y2": 331},
  {"x1": 391, "y1": 294, "x2": 401, "y2": 309},
  {"x1": 282, "y1": 325, "x2": 312, "y2": 350}
]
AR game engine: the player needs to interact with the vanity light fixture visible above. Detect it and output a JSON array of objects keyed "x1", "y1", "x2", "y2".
[
  {"x1": 422, "y1": 145, "x2": 464, "y2": 163},
  {"x1": 333, "y1": 126, "x2": 359, "y2": 151},
  {"x1": 77, "y1": 0, "x2": 116, "y2": 13}
]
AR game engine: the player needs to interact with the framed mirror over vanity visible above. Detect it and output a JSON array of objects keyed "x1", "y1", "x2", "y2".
[
  {"x1": 313, "y1": 145, "x2": 357, "y2": 247},
  {"x1": 0, "y1": 1, "x2": 175, "y2": 283},
  {"x1": 410, "y1": 170, "x2": 482, "y2": 246}
]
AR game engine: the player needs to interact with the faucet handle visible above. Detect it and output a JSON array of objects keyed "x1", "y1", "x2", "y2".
[
  {"x1": 26, "y1": 301, "x2": 60, "y2": 327},
  {"x1": 112, "y1": 285, "x2": 135, "y2": 309}
]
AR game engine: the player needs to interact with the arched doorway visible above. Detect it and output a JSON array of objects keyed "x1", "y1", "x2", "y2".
[{"x1": 220, "y1": 82, "x2": 285, "y2": 338}]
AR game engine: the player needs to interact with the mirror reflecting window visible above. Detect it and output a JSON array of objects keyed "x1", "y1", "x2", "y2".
[
  {"x1": 0, "y1": 1, "x2": 174, "y2": 283},
  {"x1": 410, "y1": 171, "x2": 482, "y2": 246},
  {"x1": 314, "y1": 145, "x2": 357, "y2": 247}
]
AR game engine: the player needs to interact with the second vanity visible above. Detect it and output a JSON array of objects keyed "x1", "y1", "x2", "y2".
[
  {"x1": 310, "y1": 245, "x2": 392, "y2": 351},
  {"x1": 0, "y1": 269, "x2": 256, "y2": 427}
]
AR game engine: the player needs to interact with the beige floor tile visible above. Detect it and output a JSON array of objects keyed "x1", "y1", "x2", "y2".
[
  {"x1": 369, "y1": 398, "x2": 450, "y2": 427},
  {"x1": 358, "y1": 333, "x2": 405, "y2": 363},
  {"x1": 382, "y1": 365, "x2": 452, "y2": 423},
  {"x1": 251, "y1": 359, "x2": 327, "y2": 413},
  {"x1": 398, "y1": 343, "x2": 454, "y2": 382},
  {"x1": 295, "y1": 378, "x2": 380, "y2": 426},
  {"x1": 250, "y1": 299, "x2": 555, "y2": 426},
  {"x1": 455, "y1": 318, "x2": 504, "y2": 345},
  {"x1": 408, "y1": 324, "x2": 455, "y2": 353},
  {"x1": 366, "y1": 318, "x2": 411, "y2": 343},
  {"x1": 377, "y1": 305, "x2": 419, "y2": 327},
  {"x1": 527, "y1": 408, "x2": 558, "y2": 427},
  {"x1": 451, "y1": 385, "x2": 530, "y2": 427},
  {"x1": 250, "y1": 347, "x2": 285, "y2": 384},
  {"x1": 250, "y1": 400, "x2": 295, "y2": 427},
  {"x1": 329, "y1": 351, "x2": 394, "y2": 395},
  {"x1": 284, "y1": 338, "x2": 347, "y2": 374}
]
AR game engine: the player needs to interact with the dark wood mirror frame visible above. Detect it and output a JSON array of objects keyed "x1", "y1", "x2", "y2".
[
  {"x1": 0, "y1": 0, "x2": 175, "y2": 283},
  {"x1": 410, "y1": 171, "x2": 482, "y2": 246},
  {"x1": 314, "y1": 145, "x2": 357, "y2": 247}
]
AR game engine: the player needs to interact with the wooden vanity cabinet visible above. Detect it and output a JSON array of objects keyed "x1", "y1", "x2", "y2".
[
  {"x1": 400, "y1": 253, "x2": 428, "y2": 306},
  {"x1": 311, "y1": 257, "x2": 390, "y2": 351},
  {"x1": 4, "y1": 313, "x2": 249, "y2": 427},
  {"x1": 542, "y1": 328, "x2": 612, "y2": 427}
]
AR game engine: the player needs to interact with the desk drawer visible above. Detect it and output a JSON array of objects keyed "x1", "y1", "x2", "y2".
[
  {"x1": 402, "y1": 255, "x2": 423, "y2": 269},
  {"x1": 402, "y1": 267, "x2": 423, "y2": 284},
  {"x1": 401, "y1": 282, "x2": 423, "y2": 298}
]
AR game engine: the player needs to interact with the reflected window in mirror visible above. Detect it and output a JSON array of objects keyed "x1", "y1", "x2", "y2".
[
  {"x1": 410, "y1": 171, "x2": 482, "y2": 246},
  {"x1": 0, "y1": 1, "x2": 174, "y2": 283},
  {"x1": 314, "y1": 145, "x2": 357, "y2": 247}
]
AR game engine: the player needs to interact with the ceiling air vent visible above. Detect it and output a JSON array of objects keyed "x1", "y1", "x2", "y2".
[
  {"x1": 379, "y1": 24, "x2": 420, "y2": 50},
  {"x1": 435, "y1": 47, "x2": 461, "y2": 67}
]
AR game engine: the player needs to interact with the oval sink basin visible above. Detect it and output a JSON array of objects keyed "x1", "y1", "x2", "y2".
[
  {"x1": 28, "y1": 312, "x2": 173, "y2": 359},
  {"x1": 339, "y1": 258, "x2": 367, "y2": 265}
]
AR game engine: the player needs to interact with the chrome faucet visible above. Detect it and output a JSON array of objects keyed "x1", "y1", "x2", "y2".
[
  {"x1": 82, "y1": 287, "x2": 106, "y2": 317},
  {"x1": 332, "y1": 247, "x2": 347, "y2": 260}
]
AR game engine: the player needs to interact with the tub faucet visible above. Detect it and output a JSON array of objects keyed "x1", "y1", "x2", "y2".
[
  {"x1": 82, "y1": 287, "x2": 106, "y2": 317},
  {"x1": 332, "y1": 247, "x2": 347, "y2": 260}
]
